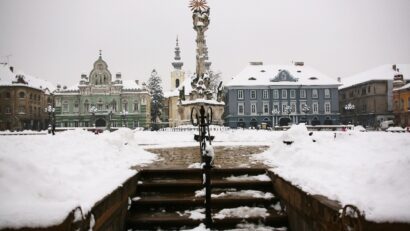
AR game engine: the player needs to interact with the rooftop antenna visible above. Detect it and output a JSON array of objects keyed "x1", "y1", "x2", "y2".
[{"x1": 0, "y1": 54, "x2": 12, "y2": 65}]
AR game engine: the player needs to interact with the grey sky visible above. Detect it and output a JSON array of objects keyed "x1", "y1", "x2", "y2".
[{"x1": 0, "y1": 0, "x2": 409, "y2": 91}]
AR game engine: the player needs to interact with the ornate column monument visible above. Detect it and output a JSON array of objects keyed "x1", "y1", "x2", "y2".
[{"x1": 177, "y1": 0, "x2": 224, "y2": 125}]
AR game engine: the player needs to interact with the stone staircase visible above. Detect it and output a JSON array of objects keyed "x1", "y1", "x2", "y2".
[{"x1": 125, "y1": 168, "x2": 289, "y2": 230}]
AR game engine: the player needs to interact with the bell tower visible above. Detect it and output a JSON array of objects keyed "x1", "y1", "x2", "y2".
[{"x1": 171, "y1": 37, "x2": 185, "y2": 91}]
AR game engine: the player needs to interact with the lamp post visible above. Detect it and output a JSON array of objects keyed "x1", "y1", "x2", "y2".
[
  {"x1": 272, "y1": 109, "x2": 280, "y2": 128},
  {"x1": 89, "y1": 106, "x2": 98, "y2": 127},
  {"x1": 285, "y1": 105, "x2": 292, "y2": 125},
  {"x1": 302, "y1": 105, "x2": 310, "y2": 125},
  {"x1": 121, "y1": 110, "x2": 128, "y2": 127},
  {"x1": 44, "y1": 104, "x2": 55, "y2": 135},
  {"x1": 344, "y1": 103, "x2": 356, "y2": 125}
]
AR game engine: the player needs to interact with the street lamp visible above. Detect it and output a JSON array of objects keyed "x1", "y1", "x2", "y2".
[
  {"x1": 344, "y1": 103, "x2": 356, "y2": 125},
  {"x1": 302, "y1": 104, "x2": 310, "y2": 125},
  {"x1": 285, "y1": 105, "x2": 292, "y2": 125},
  {"x1": 272, "y1": 109, "x2": 280, "y2": 128},
  {"x1": 89, "y1": 106, "x2": 98, "y2": 127},
  {"x1": 120, "y1": 110, "x2": 128, "y2": 127},
  {"x1": 44, "y1": 104, "x2": 55, "y2": 135}
]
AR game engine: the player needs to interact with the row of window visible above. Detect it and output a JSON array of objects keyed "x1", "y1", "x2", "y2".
[
  {"x1": 237, "y1": 89, "x2": 331, "y2": 100},
  {"x1": 0, "y1": 91, "x2": 43, "y2": 101},
  {"x1": 58, "y1": 121, "x2": 140, "y2": 128},
  {"x1": 237, "y1": 102, "x2": 332, "y2": 115},
  {"x1": 0, "y1": 105, "x2": 44, "y2": 115},
  {"x1": 61, "y1": 101, "x2": 141, "y2": 113}
]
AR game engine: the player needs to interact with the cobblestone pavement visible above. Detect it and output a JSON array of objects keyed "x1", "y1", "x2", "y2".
[{"x1": 138, "y1": 145, "x2": 270, "y2": 169}]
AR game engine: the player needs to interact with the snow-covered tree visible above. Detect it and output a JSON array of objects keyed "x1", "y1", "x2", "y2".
[
  {"x1": 208, "y1": 70, "x2": 222, "y2": 92},
  {"x1": 147, "y1": 69, "x2": 164, "y2": 130}
]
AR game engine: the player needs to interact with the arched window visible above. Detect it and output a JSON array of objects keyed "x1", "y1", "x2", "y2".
[
  {"x1": 134, "y1": 100, "x2": 139, "y2": 112},
  {"x1": 112, "y1": 100, "x2": 117, "y2": 112},
  {"x1": 19, "y1": 91, "x2": 25, "y2": 98},
  {"x1": 84, "y1": 100, "x2": 89, "y2": 112},
  {"x1": 176, "y1": 79, "x2": 180, "y2": 88},
  {"x1": 123, "y1": 100, "x2": 128, "y2": 111},
  {"x1": 97, "y1": 98, "x2": 103, "y2": 110},
  {"x1": 62, "y1": 101, "x2": 69, "y2": 112}
]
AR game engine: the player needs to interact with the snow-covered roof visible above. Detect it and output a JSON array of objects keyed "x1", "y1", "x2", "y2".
[
  {"x1": 164, "y1": 75, "x2": 194, "y2": 98},
  {"x1": 122, "y1": 80, "x2": 143, "y2": 91},
  {"x1": 395, "y1": 82, "x2": 410, "y2": 91},
  {"x1": 226, "y1": 63, "x2": 340, "y2": 87},
  {"x1": 339, "y1": 64, "x2": 410, "y2": 89},
  {"x1": 0, "y1": 64, "x2": 56, "y2": 92}
]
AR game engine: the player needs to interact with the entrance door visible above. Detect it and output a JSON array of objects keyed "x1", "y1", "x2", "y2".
[{"x1": 95, "y1": 118, "x2": 106, "y2": 127}]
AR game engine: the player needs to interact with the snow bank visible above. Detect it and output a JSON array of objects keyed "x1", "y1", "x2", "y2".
[
  {"x1": 255, "y1": 125, "x2": 410, "y2": 222},
  {"x1": 0, "y1": 129, "x2": 156, "y2": 229}
]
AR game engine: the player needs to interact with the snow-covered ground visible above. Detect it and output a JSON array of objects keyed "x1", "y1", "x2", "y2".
[
  {"x1": 0, "y1": 128, "x2": 156, "y2": 229},
  {"x1": 0, "y1": 125, "x2": 409, "y2": 228}
]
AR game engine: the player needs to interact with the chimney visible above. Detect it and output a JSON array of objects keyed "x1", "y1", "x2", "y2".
[
  {"x1": 135, "y1": 80, "x2": 139, "y2": 85},
  {"x1": 392, "y1": 64, "x2": 397, "y2": 71},
  {"x1": 337, "y1": 77, "x2": 341, "y2": 83},
  {"x1": 294, "y1": 61, "x2": 304, "y2": 66},
  {"x1": 116, "y1": 72, "x2": 122, "y2": 79},
  {"x1": 249, "y1": 61, "x2": 263, "y2": 66},
  {"x1": 9, "y1": 66, "x2": 14, "y2": 73}
]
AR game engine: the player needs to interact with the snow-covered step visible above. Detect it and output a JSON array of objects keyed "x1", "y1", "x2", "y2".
[{"x1": 126, "y1": 167, "x2": 289, "y2": 230}]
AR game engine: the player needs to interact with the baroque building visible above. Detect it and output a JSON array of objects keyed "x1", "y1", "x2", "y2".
[
  {"x1": 0, "y1": 64, "x2": 54, "y2": 131},
  {"x1": 54, "y1": 52, "x2": 150, "y2": 129},
  {"x1": 339, "y1": 64, "x2": 409, "y2": 128},
  {"x1": 224, "y1": 62, "x2": 340, "y2": 128},
  {"x1": 392, "y1": 71, "x2": 410, "y2": 127}
]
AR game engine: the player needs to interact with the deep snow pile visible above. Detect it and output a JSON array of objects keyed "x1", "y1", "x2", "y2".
[
  {"x1": 255, "y1": 124, "x2": 410, "y2": 223},
  {"x1": 0, "y1": 128, "x2": 156, "y2": 229}
]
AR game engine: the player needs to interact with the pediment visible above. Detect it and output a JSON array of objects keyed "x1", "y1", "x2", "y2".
[{"x1": 270, "y1": 70, "x2": 298, "y2": 82}]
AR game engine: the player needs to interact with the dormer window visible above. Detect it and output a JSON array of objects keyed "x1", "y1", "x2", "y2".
[
  {"x1": 248, "y1": 77, "x2": 256, "y2": 80},
  {"x1": 309, "y1": 77, "x2": 318, "y2": 80},
  {"x1": 260, "y1": 70, "x2": 266, "y2": 73}
]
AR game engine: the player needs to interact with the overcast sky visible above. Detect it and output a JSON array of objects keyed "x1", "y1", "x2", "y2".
[{"x1": 0, "y1": 0, "x2": 409, "y2": 90}]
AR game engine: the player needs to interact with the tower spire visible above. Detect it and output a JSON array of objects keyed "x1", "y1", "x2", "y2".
[{"x1": 172, "y1": 36, "x2": 183, "y2": 70}]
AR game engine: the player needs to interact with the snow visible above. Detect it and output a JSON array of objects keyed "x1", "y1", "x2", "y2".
[
  {"x1": 214, "y1": 206, "x2": 269, "y2": 219},
  {"x1": 0, "y1": 128, "x2": 156, "y2": 229},
  {"x1": 226, "y1": 63, "x2": 340, "y2": 87},
  {"x1": 0, "y1": 64, "x2": 56, "y2": 92},
  {"x1": 224, "y1": 174, "x2": 270, "y2": 182},
  {"x1": 354, "y1": 125, "x2": 367, "y2": 132},
  {"x1": 254, "y1": 124, "x2": 410, "y2": 222},
  {"x1": 211, "y1": 190, "x2": 274, "y2": 199},
  {"x1": 386, "y1": 126, "x2": 406, "y2": 132},
  {"x1": 339, "y1": 64, "x2": 410, "y2": 89},
  {"x1": 1, "y1": 125, "x2": 409, "y2": 227},
  {"x1": 178, "y1": 208, "x2": 205, "y2": 220}
]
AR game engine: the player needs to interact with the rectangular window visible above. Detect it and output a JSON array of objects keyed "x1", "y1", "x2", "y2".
[
  {"x1": 74, "y1": 102, "x2": 79, "y2": 112},
  {"x1": 290, "y1": 101, "x2": 297, "y2": 113},
  {"x1": 325, "y1": 89, "x2": 331, "y2": 98},
  {"x1": 282, "y1": 103, "x2": 288, "y2": 113},
  {"x1": 273, "y1": 90, "x2": 279, "y2": 99},
  {"x1": 281, "y1": 89, "x2": 287, "y2": 99},
  {"x1": 238, "y1": 103, "x2": 244, "y2": 115},
  {"x1": 134, "y1": 102, "x2": 139, "y2": 112},
  {"x1": 251, "y1": 103, "x2": 257, "y2": 115},
  {"x1": 62, "y1": 102, "x2": 69, "y2": 112},
  {"x1": 272, "y1": 103, "x2": 280, "y2": 113},
  {"x1": 312, "y1": 89, "x2": 318, "y2": 98},
  {"x1": 5, "y1": 106, "x2": 11, "y2": 114},
  {"x1": 312, "y1": 102, "x2": 319, "y2": 114},
  {"x1": 250, "y1": 90, "x2": 256, "y2": 99},
  {"x1": 300, "y1": 89, "x2": 306, "y2": 98},
  {"x1": 290, "y1": 90, "x2": 296, "y2": 99},
  {"x1": 18, "y1": 106, "x2": 25, "y2": 114},
  {"x1": 238, "y1": 90, "x2": 244, "y2": 100},
  {"x1": 325, "y1": 102, "x2": 331, "y2": 114},
  {"x1": 263, "y1": 90, "x2": 269, "y2": 99},
  {"x1": 300, "y1": 102, "x2": 308, "y2": 114},
  {"x1": 263, "y1": 102, "x2": 269, "y2": 114}
]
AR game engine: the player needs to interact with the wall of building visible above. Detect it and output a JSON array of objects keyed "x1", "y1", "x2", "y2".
[
  {"x1": 224, "y1": 86, "x2": 339, "y2": 128},
  {"x1": 0, "y1": 86, "x2": 51, "y2": 131}
]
